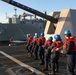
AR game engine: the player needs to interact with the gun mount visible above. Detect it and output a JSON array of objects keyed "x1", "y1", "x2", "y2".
[{"x1": 1, "y1": 0, "x2": 58, "y2": 23}]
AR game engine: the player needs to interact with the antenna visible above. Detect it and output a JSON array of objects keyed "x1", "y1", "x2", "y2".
[
  {"x1": 14, "y1": 7, "x2": 17, "y2": 18},
  {"x1": 5, "y1": 12, "x2": 8, "y2": 18}
]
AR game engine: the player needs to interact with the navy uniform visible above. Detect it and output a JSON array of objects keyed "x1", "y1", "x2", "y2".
[
  {"x1": 28, "y1": 36, "x2": 36, "y2": 56},
  {"x1": 33, "y1": 34, "x2": 39, "y2": 60},
  {"x1": 25, "y1": 34, "x2": 33, "y2": 53},
  {"x1": 38, "y1": 32, "x2": 46, "y2": 65},
  {"x1": 49, "y1": 34, "x2": 63, "y2": 75},
  {"x1": 63, "y1": 30, "x2": 76, "y2": 75},
  {"x1": 43, "y1": 36, "x2": 53, "y2": 71}
]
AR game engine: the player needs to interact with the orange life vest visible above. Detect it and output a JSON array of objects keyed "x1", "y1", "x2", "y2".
[
  {"x1": 31, "y1": 38, "x2": 36, "y2": 46},
  {"x1": 63, "y1": 37, "x2": 76, "y2": 52},
  {"x1": 45, "y1": 41, "x2": 52, "y2": 47},
  {"x1": 53, "y1": 40, "x2": 63, "y2": 51},
  {"x1": 38, "y1": 36, "x2": 46, "y2": 45},
  {"x1": 27, "y1": 36, "x2": 33, "y2": 43},
  {"x1": 34, "y1": 38, "x2": 39, "y2": 45}
]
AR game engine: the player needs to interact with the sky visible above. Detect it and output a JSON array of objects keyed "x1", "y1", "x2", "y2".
[{"x1": 0, "y1": 0, "x2": 76, "y2": 23}]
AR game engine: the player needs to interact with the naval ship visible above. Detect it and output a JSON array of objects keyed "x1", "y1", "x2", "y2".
[
  {"x1": 0, "y1": 0, "x2": 58, "y2": 43},
  {"x1": 1, "y1": 0, "x2": 76, "y2": 43},
  {"x1": 0, "y1": 11, "x2": 46, "y2": 42}
]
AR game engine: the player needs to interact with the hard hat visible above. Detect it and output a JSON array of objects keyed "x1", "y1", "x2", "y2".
[
  {"x1": 40, "y1": 32, "x2": 44, "y2": 37},
  {"x1": 35, "y1": 33, "x2": 38, "y2": 36},
  {"x1": 54, "y1": 34, "x2": 61, "y2": 41},
  {"x1": 64, "y1": 30, "x2": 71, "y2": 35},
  {"x1": 48, "y1": 36, "x2": 53, "y2": 41},
  {"x1": 27, "y1": 34, "x2": 30, "y2": 38}
]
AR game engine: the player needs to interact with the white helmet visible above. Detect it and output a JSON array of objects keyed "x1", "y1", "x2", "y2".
[
  {"x1": 35, "y1": 33, "x2": 38, "y2": 36},
  {"x1": 27, "y1": 34, "x2": 30, "y2": 38}
]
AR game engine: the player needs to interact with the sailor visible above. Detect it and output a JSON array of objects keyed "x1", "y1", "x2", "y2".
[
  {"x1": 29, "y1": 35, "x2": 36, "y2": 56},
  {"x1": 25, "y1": 34, "x2": 33, "y2": 53},
  {"x1": 49, "y1": 34, "x2": 63, "y2": 75},
  {"x1": 38, "y1": 32, "x2": 46, "y2": 65},
  {"x1": 33, "y1": 34, "x2": 39, "y2": 60},
  {"x1": 28, "y1": 33, "x2": 39, "y2": 57},
  {"x1": 9, "y1": 37, "x2": 13, "y2": 46},
  {"x1": 61, "y1": 30, "x2": 76, "y2": 75},
  {"x1": 28, "y1": 35, "x2": 36, "y2": 57},
  {"x1": 43, "y1": 36, "x2": 53, "y2": 71}
]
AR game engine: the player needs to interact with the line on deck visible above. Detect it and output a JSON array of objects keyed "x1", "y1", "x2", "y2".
[{"x1": 0, "y1": 51, "x2": 45, "y2": 75}]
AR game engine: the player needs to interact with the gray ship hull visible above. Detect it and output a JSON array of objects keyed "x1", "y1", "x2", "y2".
[{"x1": 0, "y1": 22, "x2": 45, "y2": 41}]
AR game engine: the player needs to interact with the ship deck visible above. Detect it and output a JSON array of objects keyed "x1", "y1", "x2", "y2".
[{"x1": 0, "y1": 45, "x2": 76, "y2": 75}]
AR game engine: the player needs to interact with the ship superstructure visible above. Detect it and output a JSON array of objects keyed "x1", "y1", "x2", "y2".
[{"x1": 0, "y1": 16, "x2": 46, "y2": 41}]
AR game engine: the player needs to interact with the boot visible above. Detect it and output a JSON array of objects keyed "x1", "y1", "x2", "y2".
[
  {"x1": 49, "y1": 63, "x2": 51, "y2": 68},
  {"x1": 39, "y1": 62, "x2": 44, "y2": 65},
  {"x1": 39, "y1": 60, "x2": 45, "y2": 65},
  {"x1": 55, "y1": 69, "x2": 59, "y2": 73},
  {"x1": 34, "y1": 58, "x2": 38, "y2": 60},
  {"x1": 49, "y1": 71, "x2": 56, "y2": 75}
]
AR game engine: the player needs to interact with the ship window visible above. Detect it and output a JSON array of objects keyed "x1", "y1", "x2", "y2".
[{"x1": 40, "y1": 27, "x2": 41, "y2": 28}]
